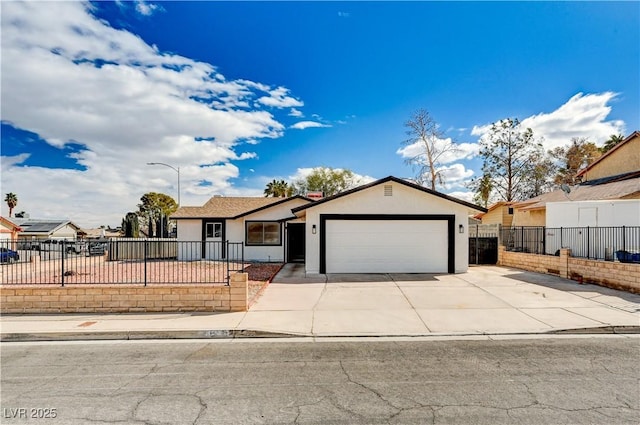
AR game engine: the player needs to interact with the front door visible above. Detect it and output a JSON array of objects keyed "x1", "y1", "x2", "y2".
[
  {"x1": 205, "y1": 221, "x2": 223, "y2": 259},
  {"x1": 287, "y1": 223, "x2": 305, "y2": 263}
]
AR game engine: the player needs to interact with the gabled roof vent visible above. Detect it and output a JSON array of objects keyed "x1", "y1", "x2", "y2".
[{"x1": 384, "y1": 185, "x2": 393, "y2": 196}]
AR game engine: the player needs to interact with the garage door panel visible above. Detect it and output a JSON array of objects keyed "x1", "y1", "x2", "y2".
[{"x1": 325, "y1": 220, "x2": 448, "y2": 273}]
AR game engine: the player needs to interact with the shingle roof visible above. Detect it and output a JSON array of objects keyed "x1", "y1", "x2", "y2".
[
  {"x1": 171, "y1": 196, "x2": 309, "y2": 219},
  {"x1": 514, "y1": 177, "x2": 640, "y2": 211}
]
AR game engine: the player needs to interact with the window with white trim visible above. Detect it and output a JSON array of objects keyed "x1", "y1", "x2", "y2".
[
  {"x1": 206, "y1": 223, "x2": 222, "y2": 238},
  {"x1": 246, "y1": 221, "x2": 281, "y2": 245}
]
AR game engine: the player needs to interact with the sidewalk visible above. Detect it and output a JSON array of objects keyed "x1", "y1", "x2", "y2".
[{"x1": 1, "y1": 266, "x2": 639, "y2": 341}]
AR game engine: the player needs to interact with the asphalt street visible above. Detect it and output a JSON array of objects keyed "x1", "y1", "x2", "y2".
[{"x1": 1, "y1": 337, "x2": 639, "y2": 424}]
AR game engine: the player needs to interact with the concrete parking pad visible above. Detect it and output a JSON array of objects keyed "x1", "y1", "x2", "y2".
[
  {"x1": 564, "y1": 307, "x2": 640, "y2": 326},
  {"x1": 416, "y1": 308, "x2": 552, "y2": 333},
  {"x1": 313, "y1": 309, "x2": 429, "y2": 335},
  {"x1": 315, "y1": 286, "x2": 412, "y2": 310},
  {"x1": 400, "y1": 286, "x2": 512, "y2": 309},
  {"x1": 521, "y1": 308, "x2": 605, "y2": 329},
  {"x1": 481, "y1": 285, "x2": 598, "y2": 309}
]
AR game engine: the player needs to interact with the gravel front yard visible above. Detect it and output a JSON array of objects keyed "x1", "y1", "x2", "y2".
[{"x1": 244, "y1": 263, "x2": 283, "y2": 304}]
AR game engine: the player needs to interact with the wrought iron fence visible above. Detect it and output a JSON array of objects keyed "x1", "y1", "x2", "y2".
[
  {"x1": 501, "y1": 226, "x2": 640, "y2": 262},
  {"x1": 0, "y1": 239, "x2": 245, "y2": 286}
]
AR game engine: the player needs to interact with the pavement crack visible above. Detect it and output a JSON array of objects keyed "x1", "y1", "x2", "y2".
[
  {"x1": 338, "y1": 360, "x2": 402, "y2": 421},
  {"x1": 310, "y1": 282, "x2": 328, "y2": 335},
  {"x1": 192, "y1": 393, "x2": 208, "y2": 425}
]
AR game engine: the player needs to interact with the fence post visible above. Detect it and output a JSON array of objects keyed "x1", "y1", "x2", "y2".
[
  {"x1": 622, "y1": 225, "x2": 626, "y2": 252},
  {"x1": 144, "y1": 240, "x2": 148, "y2": 287},
  {"x1": 586, "y1": 226, "x2": 590, "y2": 259},
  {"x1": 560, "y1": 227, "x2": 563, "y2": 248},
  {"x1": 226, "y1": 240, "x2": 230, "y2": 284},
  {"x1": 61, "y1": 242, "x2": 65, "y2": 287},
  {"x1": 542, "y1": 227, "x2": 546, "y2": 255}
]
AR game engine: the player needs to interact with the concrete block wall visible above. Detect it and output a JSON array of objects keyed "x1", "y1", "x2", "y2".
[
  {"x1": 0, "y1": 273, "x2": 249, "y2": 314},
  {"x1": 498, "y1": 246, "x2": 639, "y2": 294}
]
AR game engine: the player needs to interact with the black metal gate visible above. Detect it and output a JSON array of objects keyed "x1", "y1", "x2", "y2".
[{"x1": 469, "y1": 237, "x2": 498, "y2": 265}]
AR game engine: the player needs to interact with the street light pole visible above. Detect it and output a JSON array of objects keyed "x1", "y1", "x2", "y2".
[{"x1": 146, "y1": 162, "x2": 180, "y2": 206}]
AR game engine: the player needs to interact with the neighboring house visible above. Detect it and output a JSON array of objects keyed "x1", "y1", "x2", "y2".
[
  {"x1": 473, "y1": 201, "x2": 515, "y2": 226},
  {"x1": 81, "y1": 227, "x2": 123, "y2": 240},
  {"x1": 0, "y1": 217, "x2": 23, "y2": 249},
  {"x1": 546, "y1": 199, "x2": 640, "y2": 228},
  {"x1": 512, "y1": 130, "x2": 640, "y2": 227},
  {"x1": 512, "y1": 177, "x2": 640, "y2": 226},
  {"x1": 291, "y1": 176, "x2": 486, "y2": 274},
  {"x1": 575, "y1": 131, "x2": 640, "y2": 184},
  {"x1": 14, "y1": 219, "x2": 82, "y2": 241},
  {"x1": 171, "y1": 196, "x2": 311, "y2": 262},
  {"x1": 171, "y1": 176, "x2": 486, "y2": 274}
]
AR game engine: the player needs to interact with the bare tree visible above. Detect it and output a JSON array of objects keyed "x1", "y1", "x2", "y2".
[{"x1": 401, "y1": 109, "x2": 460, "y2": 191}]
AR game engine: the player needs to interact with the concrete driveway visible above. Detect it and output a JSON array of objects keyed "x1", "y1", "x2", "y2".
[{"x1": 245, "y1": 264, "x2": 640, "y2": 336}]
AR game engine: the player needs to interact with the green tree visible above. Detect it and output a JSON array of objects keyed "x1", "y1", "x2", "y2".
[
  {"x1": 400, "y1": 109, "x2": 461, "y2": 191},
  {"x1": 476, "y1": 118, "x2": 545, "y2": 202},
  {"x1": 550, "y1": 137, "x2": 601, "y2": 185},
  {"x1": 601, "y1": 133, "x2": 624, "y2": 153},
  {"x1": 137, "y1": 192, "x2": 178, "y2": 238},
  {"x1": 293, "y1": 167, "x2": 359, "y2": 197},
  {"x1": 4, "y1": 193, "x2": 17, "y2": 218},
  {"x1": 471, "y1": 174, "x2": 493, "y2": 208},
  {"x1": 121, "y1": 212, "x2": 140, "y2": 238},
  {"x1": 264, "y1": 179, "x2": 293, "y2": 197}
]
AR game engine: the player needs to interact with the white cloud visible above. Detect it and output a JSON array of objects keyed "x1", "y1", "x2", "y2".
[
  {"x1": 135, "y1": 1, "x2": 162, "y2": 16},
  {"x1": 471, "y1": 92, "x2": 625, "y2": 150},
  {"x1": 396, "y1": 137, "x2": 479, "y2": 164},
  {"x1": 445, "y1": 190, "x2": 474, "y2": 203},
  {"x1": 288, "y1": 108, "x2": 304, "y2": 117},
  {"x1": 290, "y1": 121, "x2": 332, "y2": 130},
  {"x1": 437, "y1": 163, "x2": 475, "y2": 186},
  {"x1": 257, "y1": 86, "x2": 303, "y2": 108},
  {"x1": 0, "y1": 1, "x2": 301, "y2": 226}
]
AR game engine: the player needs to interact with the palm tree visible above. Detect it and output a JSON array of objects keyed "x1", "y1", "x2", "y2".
[
  {"x1": 4, "y1": 193, "x2": 17, "y2": 217},
  {"x1": 264, "y1": 179, "x2": 292, "y2": 197},
  {"x1": 473, "y1": 174, "x2": 493, "y2": 208},
  {"x1": 601, "y1": 134, "x2": 624, "y2": 153}
]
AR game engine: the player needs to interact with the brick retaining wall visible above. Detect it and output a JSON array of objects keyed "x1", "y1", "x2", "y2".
[
  {"x1": 498, "y1": 247, "x2": 639, "y2": 294},
  {"x1": 0, "y1": 273, "x2": 248, "y2": 314}
]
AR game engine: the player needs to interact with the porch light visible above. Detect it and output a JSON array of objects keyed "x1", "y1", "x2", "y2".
[
  {"x1": 312, "y1": 224, "x2": 317, "y2": 234},
  {"x1": 459, "y1": 224, "x2": 464, "y2": 234}
]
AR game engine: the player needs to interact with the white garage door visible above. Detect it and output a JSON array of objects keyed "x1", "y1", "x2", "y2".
[{"x1": 325, "y1": 220, "x2": 448, "y2": 273}]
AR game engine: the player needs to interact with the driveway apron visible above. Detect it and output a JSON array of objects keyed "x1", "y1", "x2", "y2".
[{"x1": 240, "y1": 264, "x2": 640, "y2": 336}]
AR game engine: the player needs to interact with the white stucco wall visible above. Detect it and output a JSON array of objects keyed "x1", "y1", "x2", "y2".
[
  {"x1": 174, "y1": 198, "x2": 310, "y2": 262},
  {"x1": 547, "y1": 200, "x2": 640, "y2": 228},
  {"x1": 302, "y1": 181, "x2": 472, "y2": 274},
  {"x1": 235, "y1": 198, "x2": 310, "y2": 262},
  {"x1": 176, "y1": 219, "x2": 202, "y2": 260}
]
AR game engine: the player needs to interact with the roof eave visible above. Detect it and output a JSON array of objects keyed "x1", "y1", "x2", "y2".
[{"x1": 291, "y1": 176, "x2": 487, "y2": 214}]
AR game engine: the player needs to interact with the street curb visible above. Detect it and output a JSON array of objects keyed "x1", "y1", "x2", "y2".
[
  {"x1": 0, "y1": 329, "x2": 295, "y2": 342},
  {"x1": 2, "y1": 325, "x2": 639, "y2": 342}
]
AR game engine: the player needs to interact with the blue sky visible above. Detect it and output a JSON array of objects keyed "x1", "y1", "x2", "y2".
[{"x1": 1, "y1": 1, "x2": 638, "y2": 227}]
